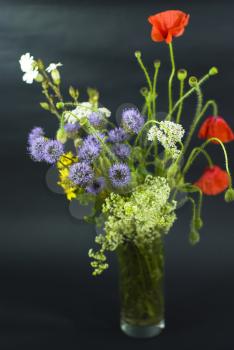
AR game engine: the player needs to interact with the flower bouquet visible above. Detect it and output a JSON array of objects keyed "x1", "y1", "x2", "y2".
[{"x1": 20, "y1": 10, "x2": 234, "y2": 338}]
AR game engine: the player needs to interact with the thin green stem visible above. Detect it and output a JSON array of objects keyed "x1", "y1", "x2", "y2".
[
  {"x1": 152, "y1": 64, "x2": 160, "y2": 118},
  {"x1": 168, "y1": 43, "x2": 176, "y2": 115},
  {"x1": 176, "y1": 79, "x2": 185, "y2": 123}
]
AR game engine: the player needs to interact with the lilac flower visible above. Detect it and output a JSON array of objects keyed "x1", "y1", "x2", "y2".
[
  {"x1": 121, "y1": 108, "x2": 144, "y2": 134},
  {"x1": 43, "y1": 140, "x2": 64, "y2": 164},
  {"x1": 108, "y1": 127, "x2": 128, "y2": 143},
  {"x1": 109, "y1": 163, "x2": 131, "y2": 188},
  {"x1": 69, "y1": 162, "x2": 94, "y2": 187},
  {"x1": 64, "y1": 122, "x2": 80, "y2": 136},
  {"x1": 28, "y1": 127, "x2": 44, "y2": 144},
  {"x1": 28, "y1": 136, "x2": 47, "y2": 162},
  {"x1": 86, "y1": 177, "x2": 105, "y2": 195},
  {"x1": 112, "y1": 143, "x2": 130, "y2": 159},
  {"x1": 88, "y1": 112, "x2": 104, "y2": 127}
]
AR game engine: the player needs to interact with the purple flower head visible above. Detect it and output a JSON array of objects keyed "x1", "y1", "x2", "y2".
[
  {"x1": 78, "y1": 141, "x2": 101, "y2": 163},
  {"x1": 69, "y1": 162, "x2": 94, "y2": 187},
  {"x1": 64, "y1": 122, "x2": 80, "y2": 136},
  {"x1": 28, "y1": 136, "x2": 47, "y2": 162},
  {"x1": 28, "y1": 127, "x2": 44, "y2": 145},
  {"x1": 84, "y1": 133, "x2": 104, "y2": 147},
  {"x1": 88, "y1": 112, "x2": 104, "y2": 127},
  {"x1": 112, "y1": 143, "x2": 131, "y2": 159},
  {"x1": 108, "y1": 127, "x2": 128, "y2": 143},
  {"x1": 86, "y1": 177, "x2": 105, "y2": 195},
  {"x1": 43, "y1": 140, "x2": 64, "y2": 164},
  {"x1": 121, "y1": 108, "x2": 144, "y2": 134},
  {"x1": 109, "y1": 163, "x2": 131, "y2": 188}
]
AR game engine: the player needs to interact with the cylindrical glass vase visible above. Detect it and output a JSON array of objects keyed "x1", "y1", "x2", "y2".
[{"x1": 117, "y1": 237, "x2": 165, "y2": 338}]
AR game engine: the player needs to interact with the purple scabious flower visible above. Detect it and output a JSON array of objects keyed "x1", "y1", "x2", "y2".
[
  {"x1": 121, "y1": 108, "x2": 144, "y2": 134},
  {"x1": 86, "y1": 177, "x2": 105, "y2": 195},
  {"x1": 28, "y1": 136, "x2": 47, "y2": 162},
  {"x1": 64, "y1": 122, "x2": 80, "y2": 136},
  {"x1": 78, "y1": 134, "x2": 103, "y2": 163},
  {"x1": 109, "y1": 163, "x2": 131, "y2": 188},
  {"x1": 112, "y1": 143, "x2": 131, "y2": 159},
  {"x1": 43, "y1": 140, "x2": 64, "y2": 164},
  {"x1": 28, "y1": 127, "x2": 44, "y2": 145},
  {"x1": 78, "y1": 141, "x2": 101, "y2": 163},
  {"x1": 69, "y1": 162, "x2": 94, "y2": 187},
  {"x1": 88, "y1": 112, "x2": 104, "y2": 127},
  {"x1": 108, "y1": 127, "x2": 128, "y2": 143}
]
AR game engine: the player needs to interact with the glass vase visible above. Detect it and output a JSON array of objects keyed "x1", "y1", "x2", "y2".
[{"x1": 117, "y1": 237, "x2": 165, "y2": 338}]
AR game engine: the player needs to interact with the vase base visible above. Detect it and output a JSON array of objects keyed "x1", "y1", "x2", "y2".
[{"x1": 120, "y1": 320, "x2": 165, "y2": 338}]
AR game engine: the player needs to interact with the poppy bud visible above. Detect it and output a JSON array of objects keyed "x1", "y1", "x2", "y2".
[
  {"x1": 189, "y1": 229, "x2": 200, "y2": 245},
  {"x1": 195, "y1": 217, "x2": 203, "y2": 230},
  {"x1": 209, "y1": 67, "x2": 218, "y2": 76},
  {"x1": 134, "y1": 51, "x2": 142, "y2": 59},
  {"x1": 177, "y1": 69, "x2": 187, "y2": 81},
  {"x1": 188, "y1": 76, "x2": 198, "y2": 87},
  {"x1": 224, "y1": 188, "x2": 234, "y2": 202},
  {"x1": 154, "y1": 60, "x2": 161, "y2": 68}
]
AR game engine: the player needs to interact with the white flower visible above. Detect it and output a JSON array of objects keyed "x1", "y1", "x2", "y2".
[
  {"x1": 22, "y1": 69, "x2": 39, "y2": 84},
  {"x1": 98, "y1": 107, "x2": 111, "y2": 118},
  {"x1": 148, "y1": 121, "x2": 185, "y2": 159},
  {"x1": 19, "y1": 53, "x2": 35, "y2": 73},
  {"x1": 19, "y1": 52, "x2": 38, "y2": 84},
  {"x1": 46, "y1": 62, "x2": 63, "y2": 73},
  {"x1": 64, "y1": 102, "x2": 111, "y2": 124}
]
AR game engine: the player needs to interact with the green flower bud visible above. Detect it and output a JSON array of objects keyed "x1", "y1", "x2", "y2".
[
  {"x1": 56, "y1": 128, "x2": 67, "y2": 144},
  {"x1": 40, "y1": 102, "x2": 50, "y2": 111},
  {"x1": 189, "y1": 229, "x2": 200, "y2": 245},
  {"x1": 37, "y1": 59, "x2": 44, "y2": 70},
  {"x1": 79, "y1": 117, "x2": 88, "y2": 126},
  {"x1": 69, "y1": 86, "x2": 79, "y2": 100},
  {"x1": 135, "y1": 51, "x2": 142, "y2": 58},
  {"x1": 34, "y1": 73, "x2": 44, "y2": 83},
  {"x1": 154, "y1": 60, "x2": 161, "y2": 68},
  {"x1": 56, "y1": 102, "x2": 64, "y2": 109},
  {"x1": 51, "y1": 69, "x2": 60, "y2": 85},
  {"x1": 188, "y1": 76, "x2": 198, "y2": 87},
  {"x1": 209, "y1": 66, "x2": 218, "y2": 76},
  {"x1": 177, "y1": 69, "x2": 187, "y2": 81},
  {"x1": 224, "y1": 188, "x2": 234, "y2": 202}
]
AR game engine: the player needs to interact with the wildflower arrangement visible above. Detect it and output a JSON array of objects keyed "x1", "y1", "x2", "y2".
[{"x1": 20, "y1": 10, "x2": 234, "y2": 277}]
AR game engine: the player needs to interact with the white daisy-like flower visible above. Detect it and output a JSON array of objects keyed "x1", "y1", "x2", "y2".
[
  {"x1": 46, "y1": 62, "x2": 63, "y2": 73},
  {"x1": 19, "y1": 53, "x2": 35, "y2": 73},
  {"x1": 22, "y1": 69, "x2": 39, "y2": 84},
  {"x1": 148, "y1": 121, "x2": 185, "y2": 159}
]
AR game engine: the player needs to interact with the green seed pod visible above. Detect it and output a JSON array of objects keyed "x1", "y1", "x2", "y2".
[
  {"x1": 154, "y1": 60, "x2": 161, "y2": 68},
  {"x1": 189, "y1": 229, "x2": 200, "y2": 245},
  {"x1": 134, "y1": 51, "x2": 142, "y2": 58},
  {"x1": 188, "y1": 76, "x2": 198, "y2": 87},
  {"x1": 51, "y1": 69, "x2": 60, "y2": 85},
  {"x1": 34, "y1": 73, "x2": 44, "y2": 83},
  {"x1": 56, "y1": 102, "x2": 64, "y2": 109},
  {"x1": 209, "y1": 66, "x2": 218, "y2": 76},
  {"x1": 177, "y1": 69, "x2": 187, "y2": 81}
]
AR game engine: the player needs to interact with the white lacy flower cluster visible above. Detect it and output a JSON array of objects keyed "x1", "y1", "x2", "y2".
[
  {"x1": 89, "y1": 176, "x2": 177, "y2": 275},
  {"x1": 64, "y1": 102, "x2": 111, "y2": 124},
  {"x1": 19, "y1": 53, "x2": 39, "y2": 84},
  {"x1": 148, "y1": 121, "x2": 185, "y2": 159}
]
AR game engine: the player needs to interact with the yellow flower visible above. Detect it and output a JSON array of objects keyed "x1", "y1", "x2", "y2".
[{"x1": 57, "y1": 152, "x2": 78, "y2": 200}]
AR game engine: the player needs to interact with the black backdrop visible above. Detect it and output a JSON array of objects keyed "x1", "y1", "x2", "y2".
[{"x1": 0, "y1": 0, "x2": 234, "y2": 349}]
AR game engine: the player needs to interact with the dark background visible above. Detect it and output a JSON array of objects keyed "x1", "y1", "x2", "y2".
[{"x1": 0, "y1": 0, "x2": 234, "y2": 349}]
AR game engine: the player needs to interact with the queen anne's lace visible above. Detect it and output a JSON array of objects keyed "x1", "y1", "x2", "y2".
[{"x1": 148, "y1": 121, "x2": 185, "y2": 159}]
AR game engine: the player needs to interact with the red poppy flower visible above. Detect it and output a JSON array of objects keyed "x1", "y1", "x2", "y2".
[
  {"x1": 148, "y1": 10, "x2": 190, "y2": 44},
  {"x1": 198, "y1": 116, "x2": 234, "y2": 143},
  {"x1": 194, "y1": 165, "x2": 229, "y2": 195}
]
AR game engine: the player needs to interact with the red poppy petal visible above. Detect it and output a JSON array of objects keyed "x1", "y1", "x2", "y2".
[{"x1": 194, "y1": 166, "x2": 229, "y2": 195}]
